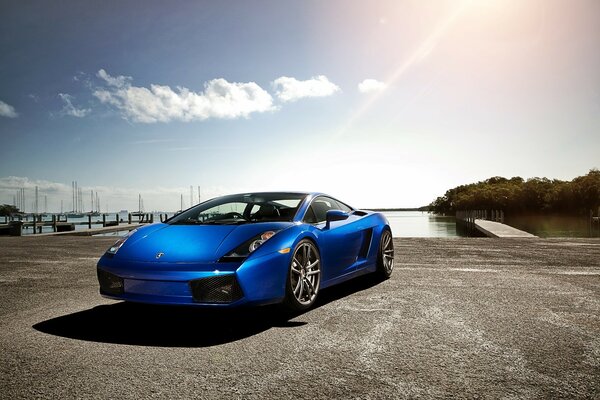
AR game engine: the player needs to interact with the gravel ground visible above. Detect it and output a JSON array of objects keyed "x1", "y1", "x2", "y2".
[{"x1": 1, "y1": 236, "x2": 599, "y2": 399}]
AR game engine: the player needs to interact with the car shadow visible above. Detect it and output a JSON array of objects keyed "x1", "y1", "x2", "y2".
[{"x1": 33, "y1": 274, "x2": 384, "y2": 348}]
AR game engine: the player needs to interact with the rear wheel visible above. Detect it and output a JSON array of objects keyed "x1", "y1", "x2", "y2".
[
  {"x1": 282, "y1": 239, "x2": 321, "y2": 311},
  {"x1": 376, "y1": 230, "x2": 394, "y2": 279}
]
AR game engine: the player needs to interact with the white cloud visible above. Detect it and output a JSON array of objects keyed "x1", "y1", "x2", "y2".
[
  {"x1": 93, "y1": 69, "x2": 274, "y2": 123},
  {"x1": 0, "y1": 100, "x2": 18, "y2": 118},
  {"x1": 272, "y1": 75, "x2": 340, "y2": 102},
  {"x1": 58, "y1": 93, "x2": 91, "y2": 118},
  {"x1": 73, "y1": 71, "x2": 93, "y2": 89},
  {"x1": 358, "y1": 79, "x2": 387, "y2": 94},
  {"x1": 0, "y1": 176, "x2": 67, "y2": 193},
  {"x1": 97, "y1": 69, "x2": 131, "y2": 88}
]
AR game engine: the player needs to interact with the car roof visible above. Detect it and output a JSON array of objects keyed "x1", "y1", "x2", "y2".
[{"x1": 222, "y1": 191, "x2": 325, "y2": 198}]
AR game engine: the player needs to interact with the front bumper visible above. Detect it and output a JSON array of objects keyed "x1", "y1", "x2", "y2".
[{"x1": 96, "y1": 249, "x2": 289, "y2": 307}]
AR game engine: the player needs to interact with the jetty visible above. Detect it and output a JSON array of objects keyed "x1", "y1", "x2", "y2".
[
  {"x1": 456, "y1": 210, "x2": 538, "y2": 238},
  {"x1": 27, "y1": 223, "x2": 143, "y2": 237},
  {"x1": 474, "y1": 219, "x2": 536, "y2": 238},
  {"x1": 0, "y1": 213, "x2": 157, "y2": 236}
]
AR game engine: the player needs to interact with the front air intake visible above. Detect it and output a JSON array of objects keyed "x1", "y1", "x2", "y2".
[
  {"x1": 97, "y1": 268, "x2": 124, "y2": 295},
  {"x1": 189, "y1": 275, "x2": 243, "y2": 304}
]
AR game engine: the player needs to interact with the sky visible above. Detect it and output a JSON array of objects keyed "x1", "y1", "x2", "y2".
[{"x1": 0, "y1": 0, "x2": 599, "y2": 212}]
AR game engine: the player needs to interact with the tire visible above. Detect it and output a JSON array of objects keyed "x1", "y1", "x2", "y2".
[
  {"x1": 376, "y1": 229, "x2": 394, "y2": 279},
  {"x1": 282, "y1": 239, "x2": 321, "y2": 312}
]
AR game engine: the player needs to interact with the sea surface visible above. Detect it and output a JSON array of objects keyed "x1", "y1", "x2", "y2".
[
  {"x1": 504, "y1": 214, "x2": 594, "y2": 238},
  {"x1": 383, "y1": 211, "x2": 459, "y2": 238},
  {"x1": 13, "y1": 211, "x2": 595, "y2": 238},
  {"x1": 90, "y1": 211, "x2": 462, "y2": 238},
  {"x1": 15, "y1": 211, "x2": 460, "y2": 238}
]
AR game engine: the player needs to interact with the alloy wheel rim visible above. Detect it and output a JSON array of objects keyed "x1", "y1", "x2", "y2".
[
  {"x1": 382, "y1": 232, "x2": 394, "y2": 273},
  {"x1": 290, "y1": 242, "x2": 320, "y2": 305}
]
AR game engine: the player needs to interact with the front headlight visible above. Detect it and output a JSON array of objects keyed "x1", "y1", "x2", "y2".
[
  {"x1": 248, "y1": 231, "x2": 277, "y2": 253},
  {"x1": 106, "y1": 229, "x2": 137, "y2": 255},
  {"x1": 220, "y1": 230, "x2": 279, "y2": 261}
]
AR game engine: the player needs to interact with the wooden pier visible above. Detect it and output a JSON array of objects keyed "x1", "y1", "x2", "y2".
[
  {"x1": 473, "y1": 219, "x2": 537, "y2": 238},
  {"x1": 456, "y1": 210, "x2": 537, "y2": 238},
  {"x1": 28, "y1": 223, "x2": 143, "y2": 237},
  {"x1": 0, "y1": 213, "x2": 159, "y2": 236}
]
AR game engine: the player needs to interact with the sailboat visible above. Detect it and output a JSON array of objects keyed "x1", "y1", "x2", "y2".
[
  {"x1": 66, "y1": 181, "x2": 84, "y2": 218},
  {"x1": 87, "y1": 190, "x2": 101, "y2": 216},
  {"x1": 130, "y1": 194, "x2": 145, "y2": 217}
]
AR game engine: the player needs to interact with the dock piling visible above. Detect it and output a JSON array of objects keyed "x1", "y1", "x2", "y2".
[{"x1": 9, "y1": 221, "x2": 23, "y2": 236}]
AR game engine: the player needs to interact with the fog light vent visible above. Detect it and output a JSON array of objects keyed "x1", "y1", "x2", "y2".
[{"x1": 97, "y1": 268, "x2": 124, "y2": 295}]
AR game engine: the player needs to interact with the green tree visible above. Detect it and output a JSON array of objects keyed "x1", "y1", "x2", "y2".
[
  {"x1": 429, "y1": 169, "x2": 600, "y2": 215},
  {"x1": 0, "y1": 204, "x2": 20, "y2": 216}
]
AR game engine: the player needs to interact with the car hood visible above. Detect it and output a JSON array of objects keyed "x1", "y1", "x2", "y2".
[{"x1": 114, "y1": 221, "x2": 294, "y2": 263}]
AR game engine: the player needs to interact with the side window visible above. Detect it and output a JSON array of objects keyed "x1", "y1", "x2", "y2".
[
  {"x1": 310, "y1": 197, "x2": 336, "y2": 223},
  {"x1": 304, "y1": 206, "x2": 318, "y2": 224},
  {"x1": 332, "y1": 199, "x2": 352, "y2": 212},
  {"x1": 248, "y1": 204, "x2": 260, "y2": 217},
  {"x1": 303, "y1": 196, "x2": 352, "y2": 224}
]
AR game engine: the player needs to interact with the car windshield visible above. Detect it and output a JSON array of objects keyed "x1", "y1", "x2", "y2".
[{"x1": 167, "y1": 193, "x2": 307, "y2": 225}]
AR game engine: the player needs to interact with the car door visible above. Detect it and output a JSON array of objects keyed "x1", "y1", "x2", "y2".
[{"x1": 304, "y1": 196, "x2": 363, "y2": 282}]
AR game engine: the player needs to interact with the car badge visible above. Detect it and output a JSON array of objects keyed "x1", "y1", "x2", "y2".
[{"x1": 155, "y1": 252, "x2": 164, "y2": 259}]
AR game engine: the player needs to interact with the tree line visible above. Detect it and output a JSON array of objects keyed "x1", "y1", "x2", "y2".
[
  {"x1": 0, "y1": 204, "x2": 19, "y2": 216},
  {"x1": 429, "y1": 169, "x2": 600, "y2": 215}
]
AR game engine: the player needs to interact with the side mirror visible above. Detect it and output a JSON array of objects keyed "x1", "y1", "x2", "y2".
[{"x1": 325, "y1": 209, "x2": 349, "y2": 229}]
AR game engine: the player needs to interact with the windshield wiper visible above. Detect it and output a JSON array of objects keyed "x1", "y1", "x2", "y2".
[
  {"x1": 171, "y1": 218, "x2": 250, "y2": 225},
  {"x1": 202, "y1": 220, "x2": 249, "y2": 225},
  {"x1": 170, "y1": 218, "x2": 205, "y2": 225}
]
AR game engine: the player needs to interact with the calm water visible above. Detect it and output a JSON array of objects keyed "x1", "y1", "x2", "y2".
[
  {"x1": 504, "y1": 214, "x2": 594, "y2": 238},
  {"x1": 383, "y1": 211, "x2": 460, "y2": 238},
  {"x1": 16, "y1": 211, "x2": 460, "y2": 238},
  {"x1": 17, "y1": 211, "x2": 593, "y2": 238}
]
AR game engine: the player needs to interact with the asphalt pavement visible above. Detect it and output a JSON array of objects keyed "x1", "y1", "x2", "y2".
[{"x1": 1, "y1": 236, "x2": 599, "y2": 399}]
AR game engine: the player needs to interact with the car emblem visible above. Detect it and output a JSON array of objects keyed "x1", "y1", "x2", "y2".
[{"x1": 155, "y1": 252, "x2": 164, "y2": 259}]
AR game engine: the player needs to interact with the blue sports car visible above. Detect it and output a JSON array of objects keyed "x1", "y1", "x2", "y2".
[{"x1": 97, "y1": 192, "x2": 394, "y2": 311}]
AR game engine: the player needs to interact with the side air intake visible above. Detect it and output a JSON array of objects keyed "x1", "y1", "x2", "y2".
[{"x1": 358, "y1": 228, "x2": 373, "y2": 259}]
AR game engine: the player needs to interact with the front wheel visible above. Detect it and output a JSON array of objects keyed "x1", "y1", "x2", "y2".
[
  {"x1": 376, "y1": 230, "x2": 394, "y2": 279},
  {"x1": 282, "y1": 239, "x2": 321, "y2": 312}
]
